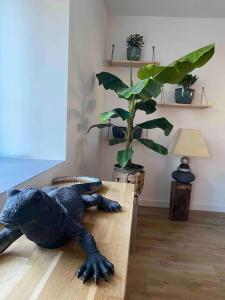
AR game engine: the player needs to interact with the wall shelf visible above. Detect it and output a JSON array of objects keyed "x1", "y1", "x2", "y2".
[
  {"x1": 106, "y1": 59, "x2": 160, "y2": 68},
  {"x1": 157, "y1": 103, "x2": 212, "y2": 109}
]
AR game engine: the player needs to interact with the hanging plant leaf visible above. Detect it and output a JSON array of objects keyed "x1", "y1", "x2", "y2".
[
  {"x1": 137, "y1": 118, "x2": 173, "y2": 136},
  {"x1": 138, "y1": 65, "x2": 178, "y2": 84},
  {"x1": 137, "y1": 138, "x2": 168, "y2": 155},
  {"x1": 100, "y1": 108, "x2": 132, "y2": 122},
  {"x1": 117, "y1": 148, "x2": 134, "y2": 168},
  {"x1": 108, "y1": 139, "x2": 126, "y2": 146},
  {"x1": 135, "y1": 99, "x2": 157, "y2": 114},
  {"x1": 96, "y1": 72, "x2": 128, "y2": 92},
  {"x1": 138, "y1": 44, "x2": 215, "y2": 84},
  {"x1": 87, "y1": 123, "x2": 113, "y2": 133},
  {"x1": 117, "y1": 77, "x2": 162, "y2": 100}
]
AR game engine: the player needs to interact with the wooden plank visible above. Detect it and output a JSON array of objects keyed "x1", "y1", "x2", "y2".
[
  {"x1": 0, "y1": 181, "x2": 134, "y2": 300},
  {"x1": 106, "y1": 59, "x2": 160, "y2": 68},
  {"x1": 157, "y1": 103, "x2": 212, "y2": 109}
]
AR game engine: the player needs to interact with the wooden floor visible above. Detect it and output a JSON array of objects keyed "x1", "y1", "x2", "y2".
[{"x1": 126, "y1": 207, "x2": 225, "y2": 300}]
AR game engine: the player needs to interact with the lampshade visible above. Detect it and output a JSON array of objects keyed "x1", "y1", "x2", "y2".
[{"x1": 169, "y1": 129, "x2": 210, "y2": 158}]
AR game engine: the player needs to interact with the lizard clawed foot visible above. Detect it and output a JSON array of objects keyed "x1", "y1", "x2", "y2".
[
  {"x1": 97, "y1": 198, "x2": 122, "y2": 213},
  {"x1": 76, "y1": 251, "x2": 114, "y2": 284}
]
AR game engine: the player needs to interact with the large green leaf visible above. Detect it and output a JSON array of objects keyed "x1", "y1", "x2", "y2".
[
  {"x1": 117, "y1": 148, "x2": 134, "y2": 168},
  {"x1": 137, "y1": 139, "x2": 168, "y2": 155},
  {"x1": 117, "y1": 77, "x2": 162, "y2": 100},
  {"x1": 137, "y1": 118, "x2": 173, "y2": 136},
  {"x1": 96, "y1": 72, "x2": 128, "y2": 92},
  {"x1": 108, "y1": 139, "x2": 126, "y2": 146},
  {"x1": 100, "y1": 108, "x2": 132, "y2": 122},
  {"x1": 135, "y1": 99, "x2": 157, "y2": 114},
  {"x1": 138, "y1": 44, "x2": 215, "y2": 84},
  {"x1": 87, "y1": 123, "x2": 113, "y2": 133}
]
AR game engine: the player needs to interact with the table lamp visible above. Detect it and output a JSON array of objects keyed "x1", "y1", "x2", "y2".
[{"x1": 169, "y1": 129, "x2": 210, "y2": 183}]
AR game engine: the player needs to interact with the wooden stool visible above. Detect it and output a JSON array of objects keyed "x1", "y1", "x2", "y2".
[{"x1": 169, "y1": 181, "x2": 192, "y2": 221}]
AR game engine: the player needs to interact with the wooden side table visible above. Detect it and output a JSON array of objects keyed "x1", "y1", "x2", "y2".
[{"x1": 169, "y1": 181, "x2": 192, "y2": 221}]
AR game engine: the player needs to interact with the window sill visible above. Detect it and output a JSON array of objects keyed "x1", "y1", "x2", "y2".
[{"x1": 0, "y1": 158, "x2": 64, "y2": 194}]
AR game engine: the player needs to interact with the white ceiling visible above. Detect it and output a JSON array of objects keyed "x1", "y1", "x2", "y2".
[{"x1": 104, "y1": 0, "x2": 225, "y2": 18}]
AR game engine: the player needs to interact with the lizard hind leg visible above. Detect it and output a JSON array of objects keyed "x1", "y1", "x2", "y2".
[{"x1": 81, "y1": 194, "x2": 122, "y2": 212}]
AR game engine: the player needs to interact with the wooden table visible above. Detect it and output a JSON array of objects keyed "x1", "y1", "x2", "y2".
[{"x1": 0, "y1": 181, "x2": 134, "y2": 300}]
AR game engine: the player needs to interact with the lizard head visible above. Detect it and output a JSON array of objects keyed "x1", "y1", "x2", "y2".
[{"x1": 0, "y1": 188, "x2": 53, "y2": 229}]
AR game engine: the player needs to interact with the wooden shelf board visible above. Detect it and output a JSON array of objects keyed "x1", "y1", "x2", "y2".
[
  {"x1": 106, "y1": 59, "x2": 160, "y2": 68},
  {"x1": 157, "y1": 103, "x2": 212, "y2": 109}
]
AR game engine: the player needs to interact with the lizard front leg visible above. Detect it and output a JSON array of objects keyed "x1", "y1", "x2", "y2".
[
  {"x1": 81, "y1": 194, "x2": 122, "y2": 212},
  {"x1": 0, "y1": 228, "x2": 23, "y2": 254},
  {"x1": 66, "y1": 218, "x2": 114, "y2": 284}
]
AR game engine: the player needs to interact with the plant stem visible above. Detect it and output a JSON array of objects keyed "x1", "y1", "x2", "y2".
[
  {"x1": 126, "y1": 58, "x2": 135, "y2": 166},
  {"x1": 130, "y1": 59, "x2": 133, "y2": 87},
  {"x1": 126, "y1": 95, "x2": 136, "y2": 163}
]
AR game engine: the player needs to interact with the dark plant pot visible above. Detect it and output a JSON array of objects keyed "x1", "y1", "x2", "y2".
[
  {"x1": 112, "y1": 126, "x2": 126, "y2": 139},
  {"x1": 127, "y1": 47, "x2": 141, "y2": 61},
  {"x1": 133, "y1": 127, "x2": 142, "y2": 139},
  {"x1": 112, "y1": 127, "x2": 142, "y2": 139},
  {"x1": 175, "y1": 88, "x2": 195, "y2": 104}
]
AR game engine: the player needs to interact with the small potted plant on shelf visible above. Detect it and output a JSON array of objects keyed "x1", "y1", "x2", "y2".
[
  {"x1": 88, "y1": 44, "x2": 214, "y2": 195},
  {"x1": 175, "y1": 73, "x2": 198, "y2": 104},
  {"x1": 127, "y1": 34, "x2": 144, "y2": 61},
  {"x1": 112, "y1": 126, "x2": 142, "y2": 139}
]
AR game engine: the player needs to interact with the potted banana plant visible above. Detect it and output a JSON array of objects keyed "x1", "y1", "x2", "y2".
[{"x1": 88, "y1": 44, "x2": 215, "y2": 194}]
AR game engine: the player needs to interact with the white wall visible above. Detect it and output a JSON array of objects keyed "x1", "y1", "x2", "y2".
[
  {"x1": 0, "y1": 0, "x2": 108, "y2": 203},
  {"x1": 0, "y1": 0, "x2": 70, "y2": 160},
  {"x1": 100, "y1": 15, "x2": 225, "y2": 212},
  {"x1": 67, "y1": 0, "x2": 108, "y2": 176}
]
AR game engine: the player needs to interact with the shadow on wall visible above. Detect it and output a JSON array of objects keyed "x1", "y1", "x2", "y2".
[{"x1": 67, "y1": 68, "x2": 97, "y2": 172}]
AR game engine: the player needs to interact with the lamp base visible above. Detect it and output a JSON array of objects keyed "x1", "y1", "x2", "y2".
[{"x1": 171, "y1": 156, "x2": 195, "y2": 184}]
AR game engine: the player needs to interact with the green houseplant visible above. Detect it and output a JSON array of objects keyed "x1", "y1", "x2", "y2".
[
  {"x1": 127, "y1": 34, "x2": 144, "y2": 61},
  {"x1": 175, "y1": 73, "x2": 199, "y2": 104},
  {"x1": 88, "y1": 44, "x2": 215, "y2": 192}
]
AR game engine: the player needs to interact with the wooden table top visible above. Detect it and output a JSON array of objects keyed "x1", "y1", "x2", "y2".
[{"x1": 0, "y1": 181, "x2": 134, "y2": 300}]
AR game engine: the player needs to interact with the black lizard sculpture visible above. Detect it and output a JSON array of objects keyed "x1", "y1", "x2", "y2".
[{"x1": 0, "y1": 176, "x2": 122, "y2": 284}]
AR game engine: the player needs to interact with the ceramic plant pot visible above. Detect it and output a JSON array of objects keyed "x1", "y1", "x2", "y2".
[
  {"x1": 112, "y1": 126, "x2": 126, "y2": 139},
  {"x1": 112, "y1": 126, "x2": 142, "y2": 139},
  {"x1": 113, "y1": 163, "x2": 145, "y2": 196},
  {"x1": 175, "y1": 88, "x2": 195, "y2": 104},
  {"x1": 127, "y1": 47, "x2": 141, "y2": 61}
]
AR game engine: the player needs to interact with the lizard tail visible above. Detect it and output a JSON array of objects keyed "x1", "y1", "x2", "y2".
[{"x1": 51, "y1": 176, "x2": 103, "y2": 194}]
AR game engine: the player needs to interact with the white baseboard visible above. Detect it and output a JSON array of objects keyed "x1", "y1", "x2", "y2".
[
  {"x1": 189, "y1": 203, "x2": 225, "y2": 213},
  {"x1": 138, "y1": 198, "x2": 225, "y2": 213}
]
